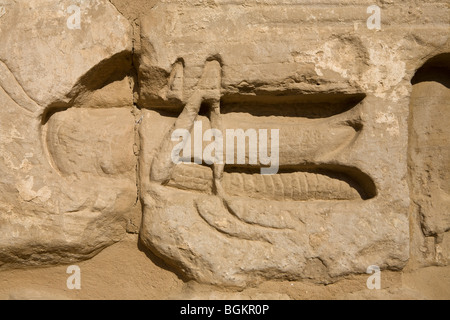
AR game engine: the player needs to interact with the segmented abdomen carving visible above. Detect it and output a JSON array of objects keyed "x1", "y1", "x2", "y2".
[{"x1": 222, "y1": 171, "x2": 362, "y2": 201}]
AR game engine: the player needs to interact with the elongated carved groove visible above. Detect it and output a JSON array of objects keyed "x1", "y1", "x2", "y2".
[
  {"x1": 0, "y1": 60, "x2": 39, "y2": 114},
  {"x1": 221, "y1": 93, "x2": 366, "y2": 119},
  {"x1": 195, "y1": 198, "x2": 282, "y2": 243},
  {"x1": 222, "y1": 171, "x2": 361, "y2": 201},
  {"x1": 167, "y1": 163, "x2": 375, "y2": 201}
]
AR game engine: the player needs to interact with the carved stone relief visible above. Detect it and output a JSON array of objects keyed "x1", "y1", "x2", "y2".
[
  {"x1": 409, "y1": 54, "x2": 450, "y2": 266},
  {"x1": 0, "y1": 0, "x2": 448, "y2": 291}
]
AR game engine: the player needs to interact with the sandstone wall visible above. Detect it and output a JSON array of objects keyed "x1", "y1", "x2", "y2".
[{"x1": 0, "y1": 0, "x2": 448, "y2": 291}]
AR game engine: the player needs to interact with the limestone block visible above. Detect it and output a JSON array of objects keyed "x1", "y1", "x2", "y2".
[
  {"x1": 409, "y1": 54, "x2": 450, "y2": 266},
  {"x1": 0, "y1": 0, "x2": 449, "y2": 290},
  {"x1": 135, "y1": 0, "x2": 450, "y2": 286},
  {"x1": 0, "y1": 0, "x2": 136, "y2": 269},
  {"x1": 0, "y1": 0, "x2": 132, "y2": 107}
]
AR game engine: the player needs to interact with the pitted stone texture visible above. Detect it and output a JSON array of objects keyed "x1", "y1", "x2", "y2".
[
  {"x1": 0, "y1": 0, "x2": 449, "y2": 289},
  {"x1": 0, "y1": 0, "x2": 136, "y2": 269},
  {"x1": 0, "y1": 0, "x2": 132, "y2": 107},
  {"x1": 137, "y1": 0, "x2": 449, "y2": 286},
  {"x1": 137, "y1": 0, "x2": 449, "y2": 107},
  {"x1": 409, "y1": 54, "x2": 450, "y2": 267}
]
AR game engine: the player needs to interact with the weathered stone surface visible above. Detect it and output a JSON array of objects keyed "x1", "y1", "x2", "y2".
[
  {"x1": 0, "y1": 0, "x2": 449, "y2": 294},
  {"x1": 409, "y1": 53, "x2": 450, "y2": 267},
  {"x1": 0, "y1": 0, "x2": 136, "y2": 269},
  {"x1": 136, "y1": 0, "x2": 448, "y2": 287},
  {"x1": 0, "y1": 0, "x2": 132, "y2": 107}
]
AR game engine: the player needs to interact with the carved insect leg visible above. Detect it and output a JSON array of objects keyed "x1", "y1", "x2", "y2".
[
  {"x1": 210, "y1": 99, "x2": 226, "y2": 198},
  {"x1": 150, "y1": 60, "x2": 222, "y2": 184}
]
